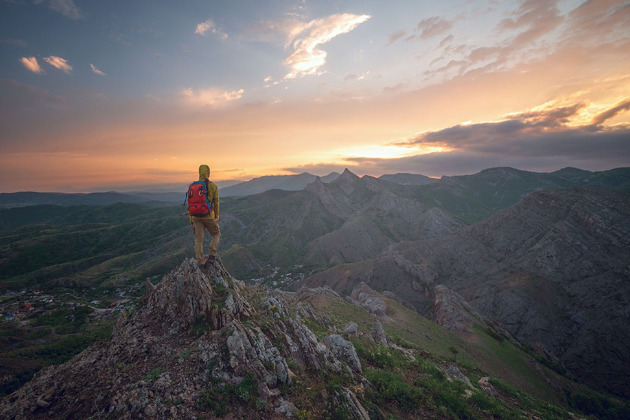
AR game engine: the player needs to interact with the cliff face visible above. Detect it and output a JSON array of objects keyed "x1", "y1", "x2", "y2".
[{"x1": 0, "y1": 259, "x2": 369, "y2": 419}]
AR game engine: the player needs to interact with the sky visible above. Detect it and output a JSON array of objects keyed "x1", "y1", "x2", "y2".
[{"x1": 1, "y1": 0, "x2": 629, "y2": 192}]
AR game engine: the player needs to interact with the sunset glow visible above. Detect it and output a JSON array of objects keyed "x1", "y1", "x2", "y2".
[{"x1": 1, "y1": 0, "x2": 629, "y2": 192}]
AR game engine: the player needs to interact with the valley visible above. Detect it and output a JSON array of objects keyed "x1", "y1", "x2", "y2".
[{"x1": 1, "y1": 166, "x2": 629, "y2": 417}]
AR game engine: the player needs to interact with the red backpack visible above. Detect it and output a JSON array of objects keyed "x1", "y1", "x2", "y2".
[{"x1": 186, "y1": 181, "x2": 213, "y2": 217}]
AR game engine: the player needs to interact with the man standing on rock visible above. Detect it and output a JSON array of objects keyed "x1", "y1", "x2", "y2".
[{"x1": 187, "y1": 164, "x2": 220, "y2": 266}]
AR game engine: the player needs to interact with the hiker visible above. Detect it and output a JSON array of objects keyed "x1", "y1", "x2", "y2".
[{"x1": 187, "y1": 164, "x2": 220, "y2": 266}]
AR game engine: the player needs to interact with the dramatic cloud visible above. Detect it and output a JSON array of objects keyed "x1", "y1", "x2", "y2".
[
  {"x1": 180, "y1": 87, "x2": 244, "y2": 107},
  {"x1": 195, "y1": 19, "x2": 228, "y2": 39},
  {"x1": 19, "y1": 56, "x2": 44, "y2": 74},
  {"x1": 592, "y1": 99, "x2": 630, "y2": 126},
  {"x1": 90, "y1": 63, "x2": 106, "y2": 76},
  {"x1": 44, "y1": 56, "x2": 72, "y2": 73},
  {"x1": 35, "y1": 0, "x2": 83, "y2": 20},
  {"x1": 285, "y1": 98, "x2": 630, "y2": 178},
  {"x1": 283, "y1": 13, "x2": 371, "y2": 79}
]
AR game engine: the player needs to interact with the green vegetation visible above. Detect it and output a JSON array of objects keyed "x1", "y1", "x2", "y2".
[
  {"x1": 198, "y1": 373, "x2": 260, "y2": 417},
  {"x1": 566, "y1": 388, "x2": 630, "y2": 420},
  {"x1": 0, "y1": 203, "x2": 188, "y2": 290},
  {"x1": 0, "y1": 320, "x2": 113, "y2": 397}
]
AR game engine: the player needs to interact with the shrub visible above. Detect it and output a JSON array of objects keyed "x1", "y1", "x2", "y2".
[
  {"x1": 198, "y1": 373, "x2": 260, "y2": 416},
  {"x1": 365, "y1": 368, "x2": 424, "y2": 411},
  {"x1": 145, "y1": 368, "x2": 163, "y2": 381}
]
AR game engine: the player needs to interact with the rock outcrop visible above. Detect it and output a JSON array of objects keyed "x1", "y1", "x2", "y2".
[{"x1": 0, "y1": 258, "x2": 369, "y2": 419}]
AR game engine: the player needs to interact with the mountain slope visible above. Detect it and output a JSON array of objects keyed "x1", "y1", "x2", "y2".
[
  {"x1": 411, "y1": 166, "x2": 630, "y2": 223},
  {"x1": 299, "y1": 187, "x2": 630, "y2": 397},
  {"x1": 221, "y1": 169, "x2": 464, "y2": 271},
  {"x1": 2, "y1": 258, "x2": 615, "y2": 419},
  {"x1": 220, "y1": 172, "x2": 341, "y2": 197},
  {"x1": 0, "y1": 203, "x2": 190, "y2": 289}
]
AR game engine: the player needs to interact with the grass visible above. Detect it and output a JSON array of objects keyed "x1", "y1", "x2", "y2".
[
  {"x1": 198, "y1": 373, "x2": 260, "y2": 417},
  {"x1": 1, "y1": 319, "x2": 114, "y2": 397}
]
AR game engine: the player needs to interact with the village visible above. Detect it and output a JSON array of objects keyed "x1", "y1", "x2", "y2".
[
  {"x1": 0, "y1": 280, "x2": 145, "y2": 327},
  {"x1": 248, "y1": 264, "x2": 307, "y2": 288}
]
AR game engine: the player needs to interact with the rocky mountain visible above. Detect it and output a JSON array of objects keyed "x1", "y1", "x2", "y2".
[
  {"x1": 2, "y1": 257, "x2": 619, "y2": 419},
  {"x1": 219, "y1": 169, "x2": 464, "y2": 273},
  {"x1": 220, "y1": 172, "x2": 341, "y2": 197},
  {"x1": 378, "y1": 173, "x2": 437, "y2": 185},
  {"x1": 3, "y1": 167, "x2": 629, "y2": 287},
  {"x1": 220, "y1": 166, "x2": 630, "y2": 276},
  {"x1": 299, "y1": 187, "x2": 630, "y2": 398}
]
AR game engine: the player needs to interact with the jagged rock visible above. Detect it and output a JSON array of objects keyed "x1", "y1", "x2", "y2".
[
  {"x1": 0, "y1": 258, "x2": 367, "y2": 419},
  {"x1": 433, "y1": 284, "x2": 483, "y2": 333},
  {"x1": 296, "y1": 285, "x2": 341, "y2": 300},
  {"x1": 343, "y1": 322, "x2": 359, "y2": 336},
  {"x1": 478, "y1": 376, "x2": 499, "y2": 397},
  {"x1": 323, "y1": 335, "x2": 362, "y2": 373},
  {"x1": 370, "y1": 320, "x2": 388, "y2": 346},
  {"x1": 350, "y1": 282, "x2": 387, "y2": 316},
  {"x1": 340, "y1": 388, "x2": 370, "y2": 420},
  {"x1": 275, "y1": 398, "x2": 298, "y2": 416},
  {"x1": 445, "y1": 365, "x2": 473, "y2": 388}
]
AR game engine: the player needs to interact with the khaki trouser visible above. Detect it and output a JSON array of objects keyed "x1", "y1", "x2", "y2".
[{"x1": 192, "y1": 218, "x2": 221, "y2": 264}]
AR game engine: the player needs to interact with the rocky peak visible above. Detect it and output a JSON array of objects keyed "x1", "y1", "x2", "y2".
[
  {"x1": 332, "y1": 168, "x2": 361, "y2": 195},
  {"x1": 0, "y1": 259, "x2": 373, "y2": 419}
]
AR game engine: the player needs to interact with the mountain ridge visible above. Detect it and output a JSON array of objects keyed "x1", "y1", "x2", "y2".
[
  {"x1": 2, "y1": 257, "x2": 618, "y2": 419},
  {"x1": 298, "y1": 187, "x2": 630, "y2": 398}
]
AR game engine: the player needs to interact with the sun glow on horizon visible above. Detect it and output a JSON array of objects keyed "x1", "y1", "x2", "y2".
[{"x1": 334, "y1": 144, "x2": 448, "y2": 160}]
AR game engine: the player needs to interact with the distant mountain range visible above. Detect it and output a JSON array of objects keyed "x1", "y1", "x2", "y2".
[{"x1": 0, "y1": 171, "x2": 440, "y2": 207}]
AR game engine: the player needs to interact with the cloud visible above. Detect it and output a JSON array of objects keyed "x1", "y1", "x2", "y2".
[
  {"x1": 1, "y1": 79, "x2": 57, "y2": 100},
  {"x1": 286, "y1": 98, "x2": 630, "y2": 178},
  {"x1": 388, "y1": 30, "x2": 407, "y2": 44},
  {"x1": 44, "y1": 56, "x2": 72, "y2": 73},
  {"x1": 3, "y1": 39, "x2": 28, "y2": 47},
  {"x1": 180, "y1": 87, "x2": 245, "y2": 107},
  {"x1": 426, "y1": 1, "x2": 565, "y2": 80},
  {"x1": 591, "y1": 99, "x2": 630, "y2": 126},
  {"x1": 417, "y1": 17, "x2": 453, "y2": 39},
  {"x1": 195, "y1": 19, "x2": 228, "y2": 39},
  {"x1": 283, "y1": 13, "x2": 371, "y2": 79},
  {"x1": 19, "y1": 57, "x2": 44, "y2": 74},
  {"x1": 35, "y1": 0, "x2": 83, "y2": 20},
  {"x1": 389, "y1": 16, "x2": 453, "y2": 45},
  {"x1": 90, "y1": 63, "x2": 106, "y2": 76}
]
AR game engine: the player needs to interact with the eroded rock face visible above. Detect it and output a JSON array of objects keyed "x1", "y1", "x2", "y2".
[
  {"x1": 0, "y1": 258, "x2": 368, "y2": 419},
  {"x1": 432, "y1": 284, "x2": 483, "y2": 334},
  {"x1": 323, "y1": 334, "x2": 362, "y2": 373},
  {"x1": 370, "y1": 320, "x2": 388, "y2": 346},
  {"x1": 350, "y1": 282, "x2": 388, "y2": 316}
]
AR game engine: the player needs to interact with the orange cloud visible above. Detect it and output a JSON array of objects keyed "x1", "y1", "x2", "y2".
[
  {"x1": 19, "y1": 57, "x2": 44, "y2": 74},
  {"x1": 44, "y1": 56, "x2": 73, "y2": 73}
]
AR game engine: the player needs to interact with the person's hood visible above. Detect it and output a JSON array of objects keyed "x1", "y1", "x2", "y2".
[{"x1": 198, "y1": 164, "x2": 210, "y2": 181}]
